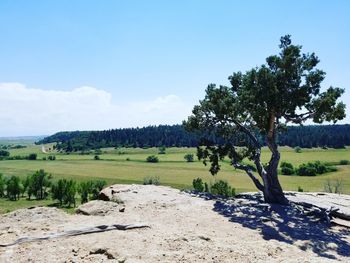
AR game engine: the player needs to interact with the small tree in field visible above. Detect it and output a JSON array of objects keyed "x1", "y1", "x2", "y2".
[
  {"x1": 78, "y1": 181, "x2": 93, "y2": 204},
  {"x1": 31, "y1": 169, "x2": 52, "y2": 199},
  {"x1": 27, "y1": 153, "x2": 37, "y2": 160},
  {"x1": 184, "y1": 153, "x2": 194, "y2": 162},
  {"x1": 91, "y1": 180, "x2": 107, "y2": 200},
  {"x1": 52, "y1": 179, "x2": 67, "y2": 206},
  {"x1": 6, "y1": 176, "x2": 21, "y2": 200},
  {"x1": 0, "y1": 173, "x2": 6, "y2": 198},
  {"x1": 184, "y1": 35, "x2": 345, "y2": 204},
  {"x1": 146, "y1": 155, "x2": 159, "y2": 163},
  {"x1": 0, "y1": 150, "x2": 10, "y2": 157},
  {"x1": 63, "y1": 180, "x2": 77, "y2": 207},
  {"x1": 158, "y1": 146, "x2": 166, "y2": 154},
  {"x1": 192, "y1": 177, "x2": 204, "y2": 192},
  {"x1": 52, "y1": 179, "x2": 77, "y2": 207}
]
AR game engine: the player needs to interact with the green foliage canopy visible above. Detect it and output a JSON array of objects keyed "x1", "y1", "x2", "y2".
[{"x1": 6, "y1": 175, "x2": 21, "y2": 201}]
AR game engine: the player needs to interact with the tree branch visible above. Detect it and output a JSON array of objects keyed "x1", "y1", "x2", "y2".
[
  {"x1": 225, "y1": 117, "x2": 269, "y2": 188},
  {"x1": 232, "y1": 162, "x2": 264, "y2": 191},
  {"x1": 210, "y1": 116, "x2": 268, "y2": 190},
  {"x1": 285, "y1": 112, "x2": 315, "y2": 124},
  {"x1": 227, "y1": 118, "x2": 261, "y2": 149}
]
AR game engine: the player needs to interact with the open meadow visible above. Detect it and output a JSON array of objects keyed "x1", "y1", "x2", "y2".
[{"x1": 0, "y1": 139, "x2": 349, "y2": 213}]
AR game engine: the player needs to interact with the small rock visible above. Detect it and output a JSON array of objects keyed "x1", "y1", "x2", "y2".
[
  {"x1": 198, "y1": 235, "x2": 211, "y2": 241},
  {"x1": 89, "y1": 247, "x2": 117, "y2": 259},
  {"x1": 90, "y1": 247, "x2": 107, "y2": 255},
  {"x1": 119, "y1": 207, "x2": 125, "y2": 212},
  {"x1": 76, "y1": 200, "x2": 121, "y2": 216}
]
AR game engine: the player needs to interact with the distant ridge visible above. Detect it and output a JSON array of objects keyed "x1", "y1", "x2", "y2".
[
  {"x1": 0, "y1": 135, "x2": 47, "y2": 141},
  {"x1": 37, "y1": 124, "x2": 350, "y2": 151}
]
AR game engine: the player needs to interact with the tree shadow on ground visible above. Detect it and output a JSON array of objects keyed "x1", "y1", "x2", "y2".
[{"x1": 211, "y1": 193, "x2": 350, "y2": 260}]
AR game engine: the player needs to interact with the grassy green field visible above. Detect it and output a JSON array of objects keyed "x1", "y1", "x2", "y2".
[{"x1": 0, "y1": 140, "x2": 349, "y2": 213}]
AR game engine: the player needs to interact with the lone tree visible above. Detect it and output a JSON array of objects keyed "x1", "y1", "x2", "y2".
[{"x1": 184, "y1": 35, "x2": 345, "y2": 204}]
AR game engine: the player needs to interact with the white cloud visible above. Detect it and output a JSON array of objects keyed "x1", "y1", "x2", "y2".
[{"x1": 0, "y1": 83, "x2": 192, "y2": 136}]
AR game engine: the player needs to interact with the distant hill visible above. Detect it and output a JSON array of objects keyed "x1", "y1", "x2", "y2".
[
  {"x1": 0, "y1": 135, "x2": 47, "y2": 146},
  {"x1": 36, "y1": 124, "x2": 350, "y2": 152},
  {"x1": 0, "y1": 135, "x2": 46, "y2": 141}
]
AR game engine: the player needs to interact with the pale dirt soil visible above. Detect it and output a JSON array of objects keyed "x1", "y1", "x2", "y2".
[{"x1": 0, "y1": 185, "x2": 349, "y2": 262}]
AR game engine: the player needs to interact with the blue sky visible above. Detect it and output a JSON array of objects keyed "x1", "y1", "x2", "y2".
[{"x1": 0, "y1": 0, "x2": 349, "y2": 136}]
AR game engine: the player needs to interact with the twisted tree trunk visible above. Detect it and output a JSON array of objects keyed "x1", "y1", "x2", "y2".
[
  {"x1": 262, "y1": 114, "x2": 288, "y2": 204},
  {"x1": 231, "y1": 116, "x2": 288, "y2": 204},
  {"x1": 262, "y1": 154, "x2": 288, "y2": 204}
]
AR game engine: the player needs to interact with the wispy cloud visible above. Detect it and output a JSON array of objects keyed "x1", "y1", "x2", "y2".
[{"x1": 0, "y1": 83, "x2": 191, "y2": 136}]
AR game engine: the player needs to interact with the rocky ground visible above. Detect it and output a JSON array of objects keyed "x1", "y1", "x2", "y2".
[{"x1": 0, "y1": 185, "x2": 349, "y2": 262}]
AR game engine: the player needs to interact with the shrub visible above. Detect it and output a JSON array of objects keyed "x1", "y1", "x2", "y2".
[
  {"x1": 296, "y1": 163, "x2": 317, "y2": 176},
  {"x1": 146, "y1": 155, "x2": 159, "y2": 163},
  {"x1": 91, "y1": 180, "x2": 107, "y2": 200},
  {"x1": 281, "y1": 166, "x2": 295, "y2": 175},
  {"x1": 143, "y1": 176, "x2": 160, "y2": 185},
  {"x1": 325, "y1": 165, "x2": 337, "y2": 173},
  {"x1": 313, "y1": 161, "x2": 327, "y2": 174},
  {"x1": 184, "y1": 153, "x2": 194, "y2": 162},
  {"x1": 94, "y1": 155, "x2": 100, "y2": 160},
  {"x1": 0, "y1": 150, "x2": 10, "y2": 157},
  {"x1": 296, "y1": 161, "x2": 336, "y2": 176},
  {"x1": 11, "y1": 155, "x2": 25, "y2": 160},
  {"x1": 27, "y1": 153, "x2": 37, "y2": 160},
  {"x1": 297, "y1": 186, "x2": 304, "y2": 192},
  {"x1": 158, "y1": 146, "x2": 166, "y2": 154},
  {"x1": 204, "y1": 182, "x2": 209, "y2": 192},
  {"x1": 340, "y1": 160, "x2": 349, "y2": 165},
  {"x1": 126, "y1": 157, "x2": 130, "y2": 161},
  {"x1": 334, "y1": 179, "x2": 343, "y2": 194},
  {"x1": 42, "y1": 157, "x2": 47, "y2": 160},
  {"x1": 324, "y1": 179, "x2": 332, "y2": 193},
  {"x1": 324, "y1": 179, "x2": 343, "y2": 194},
  {"x1": 294, "y1": 146, "x2": 302, "y2": 153},
  {"x1": 192, "y1": 178, "x2": 204, "y2": 192},
  {"x1": 210, "y1": 180, "x2": 235, "y2": 197},
  {"x1": 280, "y1": 161, "x2": 294, "y2": 175},
  {"x1": 48, "y1": 155, "x2": 56, "y2": 161}
]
